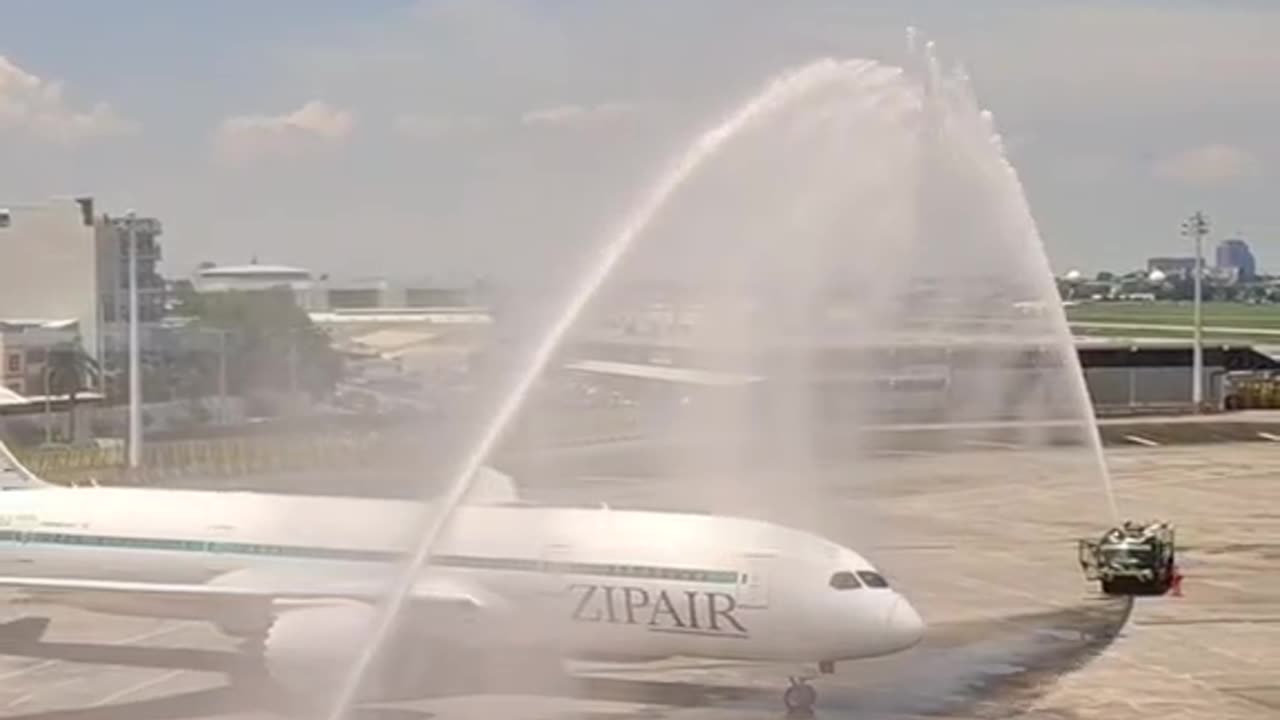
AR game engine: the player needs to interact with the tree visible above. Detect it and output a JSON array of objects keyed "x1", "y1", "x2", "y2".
[
  {"x1": 46, "y1": 343, "x2": 101, "y2": 444},
  {"x1": 189, "y1": 288, "x2": 342, "y2": 402},
  {"x1": 169, "y1": 279, "x2": 201, "y2": 317}
]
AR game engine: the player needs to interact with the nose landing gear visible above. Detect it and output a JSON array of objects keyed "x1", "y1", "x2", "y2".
[{"x1": 783, "y1": 677, "x2": 817, "y2": 716}]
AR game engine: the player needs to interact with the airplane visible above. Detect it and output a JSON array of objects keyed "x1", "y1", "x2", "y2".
[{"x1": 0, "y1": 442, "x2": 923, "y2": 714}]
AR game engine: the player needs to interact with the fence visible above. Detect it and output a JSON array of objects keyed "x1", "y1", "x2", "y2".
[
  {"x1": 14, "y1": 409, "x2": 651, "y2": 486},
  {"x1": 1083, "y1": 366, "x2": 1224, "y2": 413},
  {"x1": 15, "y1": 431, "x2": 390, "y2": 485}
]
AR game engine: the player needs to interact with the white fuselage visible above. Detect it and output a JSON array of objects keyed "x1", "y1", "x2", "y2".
[{"x1": 0, "y1": 486, "x2": 923, "y2": 666}]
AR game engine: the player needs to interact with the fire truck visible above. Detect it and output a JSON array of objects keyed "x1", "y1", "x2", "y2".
[{"x1": 1078, "y1": 521, "x2": 1177, "y2": 596}]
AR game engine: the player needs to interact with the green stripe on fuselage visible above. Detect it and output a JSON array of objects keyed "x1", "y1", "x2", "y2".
[{"x1": 0, "y1": 530, "x2": 740, "y2": 584}]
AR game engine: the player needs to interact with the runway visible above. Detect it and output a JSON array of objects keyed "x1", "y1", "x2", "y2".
[{"x1": 1, "y1": 442, "x2": 1277, "y2": 719}]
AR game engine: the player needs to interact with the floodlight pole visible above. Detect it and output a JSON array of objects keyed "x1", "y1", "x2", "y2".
[
  {"x1": 43, "y1": 366, "x2": 53, "y2": 445},
  {"x1": 126, "y1": 211, "x2": 142, "y2": 468},
  {"x1": 1182, "y1": 212, "x2": 1208, "y2": 411},
  {"x1": 218, "y1": 330, "x2": 229, "y2": 425}
]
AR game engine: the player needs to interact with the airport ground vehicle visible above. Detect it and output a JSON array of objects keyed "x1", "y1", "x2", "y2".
[{"x1": 1078, "y1": 521, "x2": 1177, "y2": 596}]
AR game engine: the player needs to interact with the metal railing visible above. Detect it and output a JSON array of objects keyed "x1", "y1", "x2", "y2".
[
  {"x1": 13, "y1": 409, "x2": 650, "y2": 486},
  {"x1": 15, "y1": 431, "x2": 388, "y2": 485}
]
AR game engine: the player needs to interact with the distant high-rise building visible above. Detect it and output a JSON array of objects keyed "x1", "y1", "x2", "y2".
[
  {"x1": 98, "y1": 215, "x2": 166, "y2": 328},
  {"x1": 1215, "y1": 238, "x2": 1256, "y2": 281}
]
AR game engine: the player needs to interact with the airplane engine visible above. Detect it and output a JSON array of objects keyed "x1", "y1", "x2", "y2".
[{"x1": 263, "y1": 604, "x2": 432, "y2": 702}]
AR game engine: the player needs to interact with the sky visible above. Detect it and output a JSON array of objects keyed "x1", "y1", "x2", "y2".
[{"x1": 1, "y1": 0, "x2": 1277, "y2": 280}]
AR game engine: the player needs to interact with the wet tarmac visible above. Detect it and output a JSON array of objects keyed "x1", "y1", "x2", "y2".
[
  {"x1": 0, "y1": 599, "x2": 1129, "y2": 720},
  {"x1": 1, "y1": 442, "x2": 1277, "y2": 719}
]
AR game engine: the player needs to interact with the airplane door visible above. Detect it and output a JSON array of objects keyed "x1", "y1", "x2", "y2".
[{"x1": 736, "y1": 554, "x2": 772, "y2": 609}]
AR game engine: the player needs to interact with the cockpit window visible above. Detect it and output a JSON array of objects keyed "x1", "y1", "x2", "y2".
[
  {"x1": 856, "y1": 570, "x2": 890, "y2": 588},
  {"x1": 829, "y1": 571, "x2": 862, "y2": 590}
]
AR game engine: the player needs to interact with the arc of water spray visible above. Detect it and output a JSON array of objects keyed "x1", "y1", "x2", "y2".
[
  {"x1": 909, "y1": 29, "x2": 1119, "y2": 524},
  {"x1": 322, "y1": 57, "x2": 875, "y2": 720}
]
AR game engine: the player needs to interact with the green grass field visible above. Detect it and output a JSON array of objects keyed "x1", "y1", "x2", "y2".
[{"x1": 1065, "y1": 302, "x2": 1280, "y2": 343}]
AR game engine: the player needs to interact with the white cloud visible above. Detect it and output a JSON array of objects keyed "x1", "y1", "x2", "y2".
[
  {"x1": 214, "y1": 100, "x2": 354, "y2": 165},
  {"x1": 1153, "y1": 143, "x2": 1261, "y2": 186},
  {"x1": 0, "y1": 55, "x2": 134, "y2": 144},
  {"x1": 519, "y1": 102, "x2": 638, "y2": 129},
  {"x1": 51, "y1": 1, "x2": 1275, "y2": 276}
]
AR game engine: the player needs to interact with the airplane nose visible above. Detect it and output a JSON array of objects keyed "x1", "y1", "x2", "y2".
[{"x1": 886, "y1": 595, "x2": 925, "y2": 649}]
